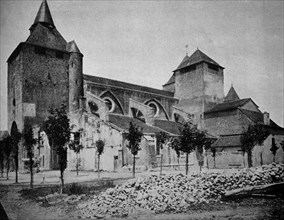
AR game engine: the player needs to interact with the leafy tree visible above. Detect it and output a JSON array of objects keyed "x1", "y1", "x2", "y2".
[
  {"x1": 156, "y1": 131, "x2": 169, "y2": 175},
  {"x1": 270, "y1": 135, "x2": 278, "y2": 163},
  {"x1": 3, "y1": 135, "x2": 12, "y2": 180},
  {"x1": 125, "y1": 122, "x2": 143, "y2": 178},
  {"x1": 179, "y1": 121, "x2": 210, "y2": 175},
  {"x1": 178, "y1": 122, "x2": 196, "y2": 175},
  {"x1": 69, "y1": 129, "x2": 84, "y2": 176},
  {"x1": 169, "y1": 137, "x2": 181, "y2": 169},
  {"x1": 23, "y1": 123, "x2": 37, "y2": 189},
  {"x1": 241, "y1": 124, "x2": 269, "y2": 168},
  {"x1": 11, "y1": 122, "x2": 22, "y2": 183},
  {"x1": 193, "y1": 129, "x2": 211, "y2": 172},
  {"x1": 42, "y1": 104, "x2": 72, "y2": 193},
  {"x1": 95, "y1": 139, "x2": 105, "y2": 179}
]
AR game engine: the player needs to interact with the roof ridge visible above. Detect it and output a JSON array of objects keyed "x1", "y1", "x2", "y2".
[{"x1": 174, "y1": 49, "x2": 224, "y2": 71}]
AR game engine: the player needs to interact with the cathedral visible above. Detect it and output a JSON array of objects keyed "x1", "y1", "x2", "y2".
[{"x1": 7, "y1": 0, "x2": 284, "y2": 172}]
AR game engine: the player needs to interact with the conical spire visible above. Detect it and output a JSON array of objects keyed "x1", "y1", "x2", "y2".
[
  {"x1": 67, "y1": 40, "x2": 81, "y2": 54},
  {"x1": 224, "y1": 85, "x2": 240, "y2": 102},
  {"x1": 33, "y1": 0, "x2": 55, "y2": 28}
]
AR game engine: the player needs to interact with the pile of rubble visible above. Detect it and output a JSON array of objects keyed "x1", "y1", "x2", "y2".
[{"x1": 79, "y1": 163, "x2": 284, "y2": 218}]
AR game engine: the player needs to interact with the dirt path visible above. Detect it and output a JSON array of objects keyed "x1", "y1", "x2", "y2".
[
  {"x1": 0, "y1": 185, "x2": 76, "y2": 220},
  {"x1": 0, "y1": 184, "x2": 283, "y2": 220}
]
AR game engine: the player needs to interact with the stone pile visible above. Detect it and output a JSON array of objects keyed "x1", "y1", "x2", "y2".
[{"x1": 79, "y1": 163, "x2": 284, "y2": 218}]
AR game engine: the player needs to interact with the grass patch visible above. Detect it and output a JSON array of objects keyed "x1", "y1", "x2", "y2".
[{"x1": 20, "y1": 180, "x2": 115, "y2": 201}]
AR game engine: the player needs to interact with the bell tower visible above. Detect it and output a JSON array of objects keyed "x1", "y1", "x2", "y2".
[
  {"x1": 7, "y1": 0, "x2": 83, "y2": 170},
  {"x1": 164, "y1": 49, "x2": 224, "y2": 125}
]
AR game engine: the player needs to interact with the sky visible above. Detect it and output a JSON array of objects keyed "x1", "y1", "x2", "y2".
[{"x1": 0, "y1": 0, "x2": 283, "y2": 130}]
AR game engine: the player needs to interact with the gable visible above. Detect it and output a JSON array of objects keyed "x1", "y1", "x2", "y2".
[{"x1": 240, "y1": 100, "x2": 260, "y2": 112}]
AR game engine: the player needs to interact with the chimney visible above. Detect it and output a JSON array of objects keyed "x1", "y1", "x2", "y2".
[{"x1": 263, "y1": 112, "x2": 270, "y2": 125}]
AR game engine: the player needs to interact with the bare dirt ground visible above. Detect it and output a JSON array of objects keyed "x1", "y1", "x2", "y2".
[{"x1": 0, "y1": 184, "x2": 283, "y2": 220}]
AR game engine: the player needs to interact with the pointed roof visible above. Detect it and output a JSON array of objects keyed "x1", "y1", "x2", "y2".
[
  {"x1": 33, "y1": 0, "x2": 55, "y2": 28},
  {"x1": 204, "y1": 98, "x2": 251, "y2": 114},
  {"x1": 174, "y1": 49, "x2": 224, "y2": 71},
  {"x1": 67, "y1": 40, "x2": 81, "y2": 53},
  {"x1": 163, "y1": 73, "x2": 175, "y2": 86},
  {"x1": 224, "y1": 86, "x2": 240, "y2": 102}
]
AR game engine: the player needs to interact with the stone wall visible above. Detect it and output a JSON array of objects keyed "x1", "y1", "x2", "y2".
[
  {"x1": 252, "y1": 134, "x2": 284, "y2": 166},
  {"x1": 67, "y1": 112, "x2": 123, "y2": 171},
  {"x1": 8, "y1": 50, "x2": 24, "y2": 131},
  {"x1": 21, "y1": 44, "x2": 69, "y2": 125},
  {"x1": 174, "y1": 62, "x2": 224, "y2": 126},
  {"x1": 207, "y1": 149, "x2": 245, "y2": 169},
  {"x1": 85, "y1": 78, "x2": 177, "y2": 119},
  {"x1": 204, "y1": 109, "x2": 251, "y2": 136}
]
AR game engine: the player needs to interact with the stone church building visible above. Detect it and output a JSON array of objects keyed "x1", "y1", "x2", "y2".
[{"x1": 7, "y1": 0, "x2": 284, "y2": 171}]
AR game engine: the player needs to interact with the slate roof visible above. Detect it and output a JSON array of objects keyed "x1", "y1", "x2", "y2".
[
  {"x1": 174, "y1": 49, "x2": 224, "y2": 71},
  {"x1": 204, "y1": 98, "x2": 251, "y2": 114},
  {"x1": 163, "y1": 74, "x2": 175, "y2": 86},
  {"x1": 108, "y1": 114, "x2": 163, "y2": 134},
  {"x1": 153, "y1": 119, "x2": 182, "y2": 135},
  {"x1": 239, "y1": 109, "x2": 284, "y2": 133},
  {"x1": 84, "y1": 74, "x2": 175, "y2": 98},
  {"x1": 33, "y1": 0, "x2": 55, "y2": 28},
  {"x1": 212, "y1": 134, "x2": 242, "y2": 148},
  {"x1": 67, "y1": 40, "x2": 81, "y2": 53},
  {"x1": 224, "y1": 86, "x2": 240, "y2": 102}
]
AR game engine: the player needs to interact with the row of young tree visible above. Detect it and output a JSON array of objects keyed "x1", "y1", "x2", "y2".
[
  {"x1": 0, "y1": 122, "x2": 21, "y2": 182},
  {"x1": 127, "y1": 122, "x2": 284, "y2": 176},
  {"x1": 1, "y1": 103, "x2": 283, "y2": 193},
  {"x1": 241, "y1": 124, "x2": 284, "y2": 168},
  {"x1": 126, "y1": 121, "x2": 214, "y2": 177}
]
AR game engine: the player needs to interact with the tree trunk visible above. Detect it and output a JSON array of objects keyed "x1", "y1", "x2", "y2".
[
  {"x1": 273, "y1": 154, "x2": 276, "y2": 163},
  {"x1": 60, "y1": 170, "x2": 64, "y2": 194},
  {"x1": 243, "y1": 153, "x2": 246, "y2": 168},
  {"x1": 29, "y1": 156, "x2": 33, "y2": 189},
  {"x1": 0, "y1": 162, "x2": 3, "y2": 178},
  {"x1": 185, "y1": 152, "x2": 189, "y2": 175},
  {"x1": 132, "y1": 154, "x2": 136, "y2": 178},
  {"x1": 76, "y1": 153, "x2": 79, "y2": 176},
  {"x1": 248, "y1": 150, "x2": 252, "y2": 168},
  {"x1": 177, "y1": 157, "x2": 180, "y2": 170},
  {"x1": 15, "y1": 156, "x2": 18, "y2": 183},
  {"x1": 98, "y1": 154, "x2": 100, "y2": 179},
  {"x1": 213, "y1": 156, "x2": 216, "y2": 169},
  {"x1": 6, "y1": 160, "x2": 9, "y2": 180},
  {"x1": 206, "y1": 151, "x2": 209, "y2": 169},
  {"x1": 160, "y1": 153, "x2": 163, "y2": 176}
]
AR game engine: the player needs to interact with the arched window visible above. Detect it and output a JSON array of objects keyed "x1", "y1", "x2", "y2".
[
  {"x1": 103, "y1": 97, "x2": 115, "y2": 113},
  {"x1": 99, "y1": 91, "x2": 124, "y2": 115},
  {"x1": 147, "y1": 101, "x2": 159, "y2": 117}
]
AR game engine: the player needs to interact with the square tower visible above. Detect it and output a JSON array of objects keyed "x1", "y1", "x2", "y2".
[{"x1": 164, "y1": 49, "x2": 224, "y2": 125}]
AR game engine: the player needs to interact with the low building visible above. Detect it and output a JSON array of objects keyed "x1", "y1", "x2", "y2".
[{"x1": 204, "y1": 86, "x2": 284, "y2": 168}]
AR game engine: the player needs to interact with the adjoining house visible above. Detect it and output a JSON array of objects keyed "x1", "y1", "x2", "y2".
[{"x1": 204, "y1": 86, "x2": 284, "y2": 168}]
